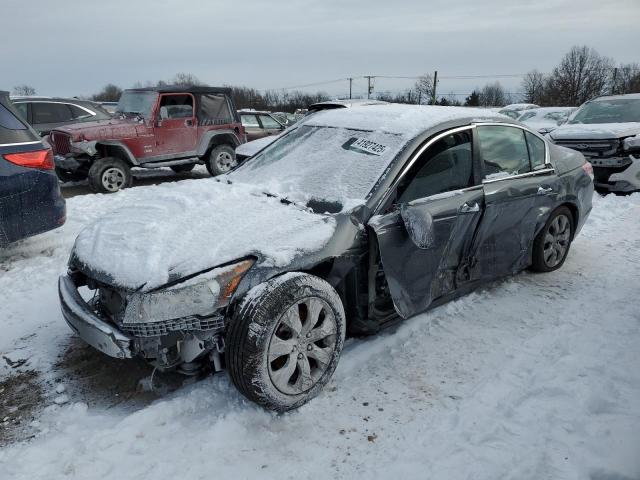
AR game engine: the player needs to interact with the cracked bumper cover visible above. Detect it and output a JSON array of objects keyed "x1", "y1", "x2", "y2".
[
  {"x1": 58, "y1": 275, "x2": 132, "y2": 359},
  {"x1": 593, "y1": 155, "x2": 640, "y2": 192}
]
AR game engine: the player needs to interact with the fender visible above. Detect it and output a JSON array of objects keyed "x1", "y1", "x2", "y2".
[
  {"x1": 96, "y1": 140, "x2": 139, "y2": 165},
  {"x1": 196, "y1": 130, "x2": 243, "y2": 157}
]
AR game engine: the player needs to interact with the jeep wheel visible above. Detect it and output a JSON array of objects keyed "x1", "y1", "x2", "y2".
[
  {"x1": 88, "y1": 157, "x2": 132, "y2": 193},
  {"x1": 170, "y1": 164, "x2": 195, "y2": 174},
  {"x1": 226, "y1": 273, "x2": 346, "y2": 412},
  {"x1": 206, "y1": 145, "x2": 237, "y2": 176}
]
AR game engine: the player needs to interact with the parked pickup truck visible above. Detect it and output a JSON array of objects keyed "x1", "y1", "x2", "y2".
[{"x1": 49, "y1": 86, "x2": 245, "y2": 192}]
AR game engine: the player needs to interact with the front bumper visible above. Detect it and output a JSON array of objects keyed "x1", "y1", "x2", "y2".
[
  {"x1": 592, "y1": 155, "x2": 640, "y2": 192},
  {"x1": 58, "y1": 275, "x2": 133, "y2": 359}
]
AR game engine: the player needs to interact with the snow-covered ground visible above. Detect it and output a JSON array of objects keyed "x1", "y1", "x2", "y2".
[{"x1": 1, "y1": 179, "x2": 639, "y2": 480}]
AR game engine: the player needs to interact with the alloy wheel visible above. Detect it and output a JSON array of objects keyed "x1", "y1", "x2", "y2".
[
  {"x1": 215, "y1": 151, "x2": 237, "y2": 173},
  {"x1": 101, "y1": 167, "x2": 126, "y2": 192},
  {"x1": 543, "y1": 213, "x2": 571, "y2": 268},
  {"x1": 268, "y1": 297, "x2": 338, "y2": 395}
]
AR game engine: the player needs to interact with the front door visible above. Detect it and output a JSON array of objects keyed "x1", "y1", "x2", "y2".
[
  {"x1": 369, "y1": 128, "x2": 484, "y2": 318},
  {"x1": 154, "y1": 94, "x2": 198, "y2": 157},
  {"x1": 240, "y1": 114, "x2": 266, "y2": 141},
  {"x1": 258, "y1": 114, "x2": 285, "y2": 137},
  {"x1": 470, "y1": 125, "x2": 559, "y2": 278}
]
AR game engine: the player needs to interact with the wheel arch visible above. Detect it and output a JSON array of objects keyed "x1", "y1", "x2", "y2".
[
  {"x1": 96, "y1": 141, "x2": 138, "y2": 166},
  {"x1": 197, "y1": 130, "x2": 242, "y2": 158}
]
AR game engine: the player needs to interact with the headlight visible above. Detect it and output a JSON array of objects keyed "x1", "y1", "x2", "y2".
[{"x1": 123, "y1": 259, "x2": 254, "y2": 324}]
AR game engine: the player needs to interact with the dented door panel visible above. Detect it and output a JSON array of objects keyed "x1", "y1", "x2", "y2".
[
  {"x1": 369, "y1": 187, "x2": 484, "y2": 318},
  {"x1": 471, "y1": 173, "x2": 559, "y2": 279}
]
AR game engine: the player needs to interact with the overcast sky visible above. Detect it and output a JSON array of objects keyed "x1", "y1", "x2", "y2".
[{"x1": 2, "y1": 0, "x2": 639, "y2": 100}]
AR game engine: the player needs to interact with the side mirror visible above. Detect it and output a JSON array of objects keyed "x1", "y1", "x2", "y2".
[{"x1": 400, "y1": 203, "x2": 435, "y2": 249}]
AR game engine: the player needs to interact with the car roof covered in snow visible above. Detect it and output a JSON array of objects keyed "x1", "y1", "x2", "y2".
[
  {"x1": 303, "y1": 104, "x2": 511, "y2": 137},
  {"x1": 125, "y1": 85, "x2": 232, "y2": 95},
  {"x1": 589, "y1": 93, "x2": 640, "y2": 102}
]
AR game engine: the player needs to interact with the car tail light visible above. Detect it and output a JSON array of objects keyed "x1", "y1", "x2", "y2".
[
  {"x1": 3, "y1": 148, "x2": 54, "y2": 170},
  {"x1": 582, "y1": 161, "x2": 594, "y2": 180}
]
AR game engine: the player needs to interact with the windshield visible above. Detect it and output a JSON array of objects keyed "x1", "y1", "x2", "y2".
[
  {"x1": 229, "y1": 124, "x2": 406, "y2": 210},
  {"x1": 569, "y1": 99, "x2": 640, "y2": 124},
  {"x1": 116, "y1": 91, "x2": 158, "y2": 118}
]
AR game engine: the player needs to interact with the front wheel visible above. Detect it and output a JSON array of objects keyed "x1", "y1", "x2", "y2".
[
  {"x1": 206, "y1": 145, "x2": 237, "y2": 176},
  {"x1": 87, "y1": 157, "x2": 132, "y2": 193},
  {"x1": 531, "y1": 206, "x2": 574, "y2": 272},
  {"x1": 226, "y1": 273, "x2": 346, "y2": 411}
]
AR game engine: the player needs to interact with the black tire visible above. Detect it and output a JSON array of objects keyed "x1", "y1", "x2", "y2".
[
  {"x1": 170, "y1": 164, "x2": 195, "y2": 174},
  {"x1": 87, "y1": 157, "x2": 132, "y2": 193},
  {"x1": 205, "y1": 145, "x2": 237, "y2": 176},
  {"x1": 530, "y1": 206, "x2": 574, "y2": 273},
  {"x1": 55, "y1": 167, "x2": 87, "y2": 183},
  {"x1": 226, "y1": 273, "x2": 346, "y2": 412}
]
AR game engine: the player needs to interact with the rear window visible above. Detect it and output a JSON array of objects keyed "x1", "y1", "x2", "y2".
[
  {"x1": 32, "y1": 103, "x2": 74, "y2": 124},
  {"x1": 0, "y1": 104, "x2": 27, "y2": 130}
]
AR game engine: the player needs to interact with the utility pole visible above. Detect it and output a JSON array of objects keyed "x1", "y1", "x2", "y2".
[
  {"x1": 348, "y1": 77, "x2": 353, "y2": 99},
  {"x1": 365, "y1": 76, "x2": 374, "y2": 99},
  {"x1": 431, "y1": 70, "x2": 438, "y2": 105}
]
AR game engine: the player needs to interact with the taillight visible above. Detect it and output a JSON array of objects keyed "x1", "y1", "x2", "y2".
[
  {"x1": 582, "y1": 161, "x2": 594, "y2": 180},
  {"x1": 3, "y1": 148, "x2": 54, "y2": 170}
]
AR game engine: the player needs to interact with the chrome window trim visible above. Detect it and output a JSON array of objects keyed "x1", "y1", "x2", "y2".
[
  {"x1": 14, "y1": 100, "x2": 97, "y2": 117},
  {"x1": 473, "y1": 121, "x2": 552, "y2": 167},
  {"x1": 373, "y1": 125, "x2": 475, "y2": 213},
  {"x1": 481, "y1": 167, "x2": 555, "y2": 184},
  {"x1": 0, "y1": 140, "x2": 41, "y2": 147}
]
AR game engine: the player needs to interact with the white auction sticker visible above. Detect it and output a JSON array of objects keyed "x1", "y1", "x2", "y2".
[{"x1": 344, "y1": 137, "x2": 388, "y2": 156}]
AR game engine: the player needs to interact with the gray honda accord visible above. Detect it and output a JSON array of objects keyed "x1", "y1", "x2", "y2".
[{"x1": 59, "y1": 105, "x2": 594, "y2": 411}]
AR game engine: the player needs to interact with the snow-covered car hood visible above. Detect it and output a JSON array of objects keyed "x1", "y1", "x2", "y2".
[
  {"x1": 549, "y1": 122, "x2": 640, "y2": 140},
  {"x1": 235, "y1": 135, "x2": 280, "y2": 158},
  {"x1": 71, "y1": 180, "x2": 336, "y2": 291}
]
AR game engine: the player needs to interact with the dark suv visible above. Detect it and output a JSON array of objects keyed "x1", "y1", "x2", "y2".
[
  {"x1": 12, "y1": 97, "x2": 112, "y2": 136},
  {"x1": 0, "y1": 91, "x2": 65, "y2": 246},
  {"x1": 49, "y1": 86, "x2": 244, "y2": 192}
]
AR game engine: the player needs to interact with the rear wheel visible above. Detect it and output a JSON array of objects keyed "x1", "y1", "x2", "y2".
[
  {"x1": 531, "y1": 206, "x2": 574, "y2": 272},
  {"x1": 226, "y1": 273, "x2": 346, "y2": 411},
  {"x1": 170, "y1": 164, "x2": 195, "y2": 173},
  {"x1": 88, "y1": 157, "x2": 132, "y2": 193},
  {"x1": 206, "y1": 145, "x2": 236, "y2": 176}
]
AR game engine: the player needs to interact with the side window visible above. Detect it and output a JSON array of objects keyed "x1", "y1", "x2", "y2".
[
  {"x1": 158, "y1": 94, "x2": 194, "y2": 119},
  {"x1": 478, "y1": 125, "x2": 530, "y2": 179},
  {"x1": 0, "y1": 104, "x2": 27, "y2": 130},
  {"x1": 259, "y1": 115, "x2": 282, "y2": 129},
  {"x1": 32, "y1": 103, "x2": 74, "y2": 124},
  {"x1": 241, "y1": 114, "x2": 260, "y2": 128},
  {"x1": 525, "y1": 131, "x2": 546, "y2": 170},
  {"x1": 14, "y1": 103, "x2": 28, "y2": 120},
  {"x1": 199, "y1": 94, "x2": 232, "y2": 125},
  {"x1": 396, "y1": 130, "x2": 474, "y2": 204},
  {"x1": 69, "y1": 104, "x2": 94, "y2": 119}
]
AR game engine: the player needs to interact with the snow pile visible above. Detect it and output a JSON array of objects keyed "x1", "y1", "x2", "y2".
[
  {"x1": 73, "y1": 180, "x2": 336, "y2": 290},
  {"x1": 0, "y1": 180, "x2": 639, "y2": 479}
]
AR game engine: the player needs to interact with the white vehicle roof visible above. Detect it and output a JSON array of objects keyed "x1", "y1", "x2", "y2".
[{"x1": 500, "y1": 103, "x2": 539, "y2": 111}]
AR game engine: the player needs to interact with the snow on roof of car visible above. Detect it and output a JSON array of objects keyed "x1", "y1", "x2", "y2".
[
  {"x1": 303, "y1": 104, "x2": 507, "y2": 136},
  {"x1": 590, "y1": 93, "x2": 640, "y2": 102},
  {"x1": 500, "y1": 103, "x2": 539, "y2": 111}
]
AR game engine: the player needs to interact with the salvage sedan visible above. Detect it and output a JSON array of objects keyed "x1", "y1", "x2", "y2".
[{"x1": 59, "y1": 105, "x2": 594, "y2": 411}]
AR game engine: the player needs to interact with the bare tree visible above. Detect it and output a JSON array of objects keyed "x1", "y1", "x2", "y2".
[
  {"x1": 478, "y1": 82, "x2": 506, "y2": 107},
  {"x1": 610, "y1": 63, "x2": 640, "y2": 95},
  {"x1": 91, "y1": 84, "x2": 123, "y2": 102},
  {"x1": 544, "y1": 46, "x2": 614, "y2": 106},
  {"x1": 414, "y1": 73, "x2": 434, "y2": 105},
  {"x1": 521, "y1": 70, "x2": 546, "y2": 104},
  {"x1": 12, "y1": 85, "x2": 36, "y2": 96},
  {"x1": 172, "y1": 72, "x2": 206, "y2": 86}
]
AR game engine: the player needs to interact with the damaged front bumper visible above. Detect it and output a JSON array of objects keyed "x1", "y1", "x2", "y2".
[
  {"x1": 591, "y1": 155, "x2": 640, "y2": 193},
  {"x1": 59, "y1": 275, "x2": 133, "y2": 359}
]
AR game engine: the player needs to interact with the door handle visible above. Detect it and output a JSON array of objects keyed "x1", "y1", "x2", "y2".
[
  {"x1": 459, "y1": 202, "x2": 480, "y2": 213},
  {"x1": 185, "y1": 119, "x2": 193, "y2": 127},
  {"x1": 537, "y1": 186, "x2": 553, "y2": 195}
]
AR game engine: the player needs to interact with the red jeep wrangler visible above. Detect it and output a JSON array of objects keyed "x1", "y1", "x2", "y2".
[{"x1": 49, "y1": 86, "x2": 245, "y2": 193}]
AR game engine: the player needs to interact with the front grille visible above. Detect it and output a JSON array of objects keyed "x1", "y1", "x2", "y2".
[
  {"x1": 554, "y1": 139, "x2": 620, "y2": 158},
  {"x1": 50, "y1": 131, "x2": 71, "y2": 155},
  {"x1": 121, "y1": 315, "x2": 225, "y2": 337}
]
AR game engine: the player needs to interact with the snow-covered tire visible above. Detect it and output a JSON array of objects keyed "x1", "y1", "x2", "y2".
[
  {"x1": 226, "y1": 273, "x2": 346, "y2": 412},
  {"x1": 206, "y1": 145, "x2": 237, "y2": 176},
  {"x1": 530, "y1": 206, "x2": 574, "y2": 272},
  {"x1": 170, "y1": 163, "x2": 195, "y2": 173},
  {"x1": 88, "y1": 157, "x2": 132, "y2": 193}
]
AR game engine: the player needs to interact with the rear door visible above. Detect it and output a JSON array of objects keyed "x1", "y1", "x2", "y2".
[
  {"x1": 31, "y1": 102, "x2": 75, "y2": 135},
  {"x1": 241, "y1": 114, "x2": 265, "y2": 141},
  {"x1": 154, "y1": 93, "x2": 198, "y2": 156},
  {"x1": 470, "y1": 124, "x2": 558, "y2": 278},
  {"x1": 369, "y1": 127, "x2": 484, "y2": 318}
]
